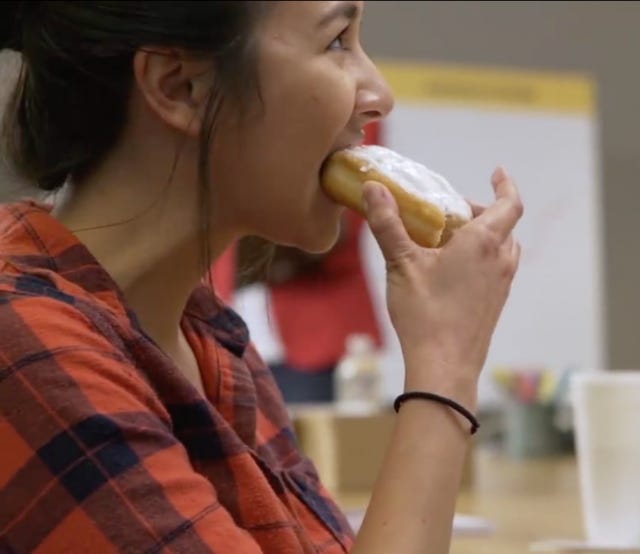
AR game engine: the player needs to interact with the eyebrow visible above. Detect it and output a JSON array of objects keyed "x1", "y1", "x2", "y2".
[{"x1": 316, "y1": 2, "x2": 360, "y2": 29}]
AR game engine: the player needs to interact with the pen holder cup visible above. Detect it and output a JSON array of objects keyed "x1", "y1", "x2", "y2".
[{"x1": 504, "y1": 400, "x2": 565, "y2": 459}]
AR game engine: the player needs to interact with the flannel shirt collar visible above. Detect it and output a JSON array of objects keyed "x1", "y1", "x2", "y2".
[{"x1": 0, "y1": 200, "x2": 249, "y2": 357}]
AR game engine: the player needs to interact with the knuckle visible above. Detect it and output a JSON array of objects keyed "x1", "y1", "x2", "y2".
[
  {"x1": 511, "y1": 199, "x2": 524, "y2": 219},
  {"x1": 477, "y1": 225, "x2": 500, "y2": 255},
  {"x1": 386, "y1": 245, "x2": 419, "y2": 272},
  {"x1": 501, "y1": 260, "x2": 517, "y2": 280},
  {"x1": 501, "y1": 248, "x2": 521, "y2": 279}
]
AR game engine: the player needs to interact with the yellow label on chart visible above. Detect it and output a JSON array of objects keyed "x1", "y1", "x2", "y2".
[{"x1": 375, "y1": 60, "x2": 597, "y2": 115}]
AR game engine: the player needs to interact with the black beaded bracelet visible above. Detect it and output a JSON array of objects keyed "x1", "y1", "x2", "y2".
[{"x1": 393, "y1": 391, "x2": 480, "y2": 435}]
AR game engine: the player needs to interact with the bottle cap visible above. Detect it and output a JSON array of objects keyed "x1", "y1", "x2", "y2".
[{"x1": 345, "y1": 333, "x2": 375, "y2": 356}]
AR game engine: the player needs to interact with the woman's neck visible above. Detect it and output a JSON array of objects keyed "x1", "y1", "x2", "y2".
[{"x1": 52, "y1": 132, "x2": 235, "y2": 351}]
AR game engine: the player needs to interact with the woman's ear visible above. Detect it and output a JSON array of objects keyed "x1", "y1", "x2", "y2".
[{"x1": 132, "y1": 48, "x2": 214, "y2": 138}]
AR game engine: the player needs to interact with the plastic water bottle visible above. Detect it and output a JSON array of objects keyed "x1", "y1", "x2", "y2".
[{"x1": 334, "y1": 334, "x2": 382, "y2": 413}]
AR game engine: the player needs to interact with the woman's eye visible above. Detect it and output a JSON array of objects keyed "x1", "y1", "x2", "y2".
[{"x1": 328, "y1": 31, "x2": 348, "y2": 51}]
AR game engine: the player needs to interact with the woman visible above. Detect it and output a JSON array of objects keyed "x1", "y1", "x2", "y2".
[{"x1": 0, "y1": 2, "x2": 523, "y2": 553}]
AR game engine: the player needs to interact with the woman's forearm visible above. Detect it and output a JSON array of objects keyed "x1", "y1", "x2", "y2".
[{"x1": 351, "y1": 365, "x2": 476, "y2": 554}]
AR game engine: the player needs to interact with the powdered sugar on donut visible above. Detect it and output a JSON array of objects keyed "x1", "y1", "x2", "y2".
[{"x1": 348, "y1": 145, "x2": 472, "y2": 220}]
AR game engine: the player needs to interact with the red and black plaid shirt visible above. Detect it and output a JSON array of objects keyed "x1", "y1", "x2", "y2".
[{"x1": 0, "y1": 200, "x2": 355, "y2": 553}]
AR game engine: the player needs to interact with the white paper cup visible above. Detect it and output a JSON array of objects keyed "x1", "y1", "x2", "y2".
[{"x1": 571, "y1": 370, "x2": 640, "y2": 547}]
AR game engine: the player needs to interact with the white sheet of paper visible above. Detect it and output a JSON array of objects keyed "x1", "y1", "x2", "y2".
[
  {"x1": 344, "y1": 509, "x2": 495, "y2": 536},
  {"x1": 529, "y1": 539, "x2": 640, "y2": 553}
]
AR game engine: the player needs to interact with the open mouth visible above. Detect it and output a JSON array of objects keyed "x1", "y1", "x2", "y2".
[
  {"x1": 320, "y1": 141, "x2": 362, "y2": 177},
  {"x1": 319, "y1": 152, "x2": 336, "y2": 179},
  {"x1": 320, "y1": 130, "x2": 366, "y2": 183}
]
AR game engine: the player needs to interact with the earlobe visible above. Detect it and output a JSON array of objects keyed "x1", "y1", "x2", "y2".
[{"x1": 133, "y1": 48, "x2": 210, "y2": 138}]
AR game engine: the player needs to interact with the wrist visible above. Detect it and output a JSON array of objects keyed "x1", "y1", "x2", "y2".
[{"x1": 402, "y1": 352, "x2": 479, "y2": 412}]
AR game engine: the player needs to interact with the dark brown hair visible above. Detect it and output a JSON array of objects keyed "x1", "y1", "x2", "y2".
[{"x1": 1, "y1": 1, "x2": 267, "y2": 276}]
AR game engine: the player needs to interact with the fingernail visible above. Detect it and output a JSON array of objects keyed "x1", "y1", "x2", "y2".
[
  {"x1": 370, "y1": 182, "x2": 389, "y2": 201},
  {"x1": 377, "y1": 185, "x2": 390, "y2": 201}
]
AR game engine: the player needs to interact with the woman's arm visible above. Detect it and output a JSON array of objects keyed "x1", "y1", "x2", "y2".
[
  {"x1": 351, "y1": 167, "x2": 523, "y2": 554},
  {"x1": 352, "y1": 371, "x2": 476, "y2": 554}
]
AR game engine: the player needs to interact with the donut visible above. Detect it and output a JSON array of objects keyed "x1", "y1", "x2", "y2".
[{"x1": 321, "y1": 145, "x2": 472, "y2": 248}]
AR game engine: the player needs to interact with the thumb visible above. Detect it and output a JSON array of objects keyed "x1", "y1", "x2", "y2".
[{"x1": 363, "y1": 181, "x2": 415, "y2": 264}]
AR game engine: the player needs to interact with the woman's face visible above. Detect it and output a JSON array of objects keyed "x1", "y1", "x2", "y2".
[{"x1": 212, "y1": 1, "x2": 394, "y2": 253}]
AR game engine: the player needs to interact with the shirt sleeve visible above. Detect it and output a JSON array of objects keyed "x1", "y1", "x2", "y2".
[{"x1": 0, "y1": 295, "x2": 263, "y2": 554}]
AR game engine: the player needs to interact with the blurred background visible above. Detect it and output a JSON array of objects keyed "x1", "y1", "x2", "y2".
[{"x1": 360, "y1": 1, "x2": 639, "y2": 372}]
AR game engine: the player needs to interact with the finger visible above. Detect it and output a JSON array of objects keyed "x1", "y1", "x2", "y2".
[
  {"x1": 512, "y1": 239, "x2": 522, "y2": 269},
  {"x1": 362, "y1": 181, "x2": 415, "y2": 265},
  {"x1": 500, "y1": 233, "x2": 514, "y2": 254},
  {"x1": 466, "y1": 199, "x2": 487, "y2": 218},
  {"x1": 503, "y1": 237, "x2": 522, "y2": 280},
  {"x1": 474, "y1": 167, "x2": 524, "y2": 240}
]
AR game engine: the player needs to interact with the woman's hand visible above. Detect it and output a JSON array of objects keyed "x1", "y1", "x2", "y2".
[{"x1": 363, "y1": 167, "x2": 523, "y2": 401}]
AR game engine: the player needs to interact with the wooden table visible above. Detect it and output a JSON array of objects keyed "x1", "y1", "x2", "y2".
[
  {"x1": 452, "y1": 448, "x2": 584, "y2": 553},
  {"x1": 338, "y1": 447, "x2": 588, "y2": 554}
]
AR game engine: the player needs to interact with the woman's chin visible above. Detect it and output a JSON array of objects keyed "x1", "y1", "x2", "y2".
[{"x1": 296, "y1": 205, "x2": 345, "y2": 254}]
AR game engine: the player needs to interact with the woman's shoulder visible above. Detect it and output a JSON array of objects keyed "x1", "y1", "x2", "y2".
[
  {"x1": 0, "y1": 272, "x2": 170, "y2": 424},
  {"x1": 0, "y1": 270, "x2": 131, "y2": 354},
  {"x1": 0, "y1": 270, "x2": 147, "y2": 411}
]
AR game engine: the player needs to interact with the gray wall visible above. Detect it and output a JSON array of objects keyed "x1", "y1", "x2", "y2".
[{"x1": 361, "y1": 1, "x2": 640, "y2": 369}]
